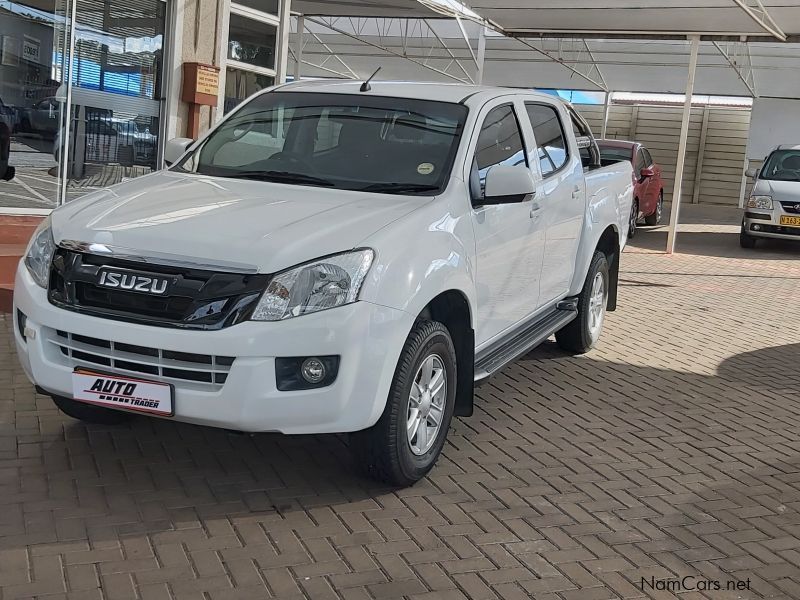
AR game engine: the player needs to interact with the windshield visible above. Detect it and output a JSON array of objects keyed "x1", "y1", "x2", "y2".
[
  {"x1": 760, "y1": 150, "x2": 800, "y2": 182},
  {"x1": 174, "y1": 91, "x2": 468, "y2": 195}
]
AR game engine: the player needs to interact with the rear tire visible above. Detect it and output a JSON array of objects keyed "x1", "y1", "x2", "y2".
[
  {"x1": 556, "y1": 251, "x2": 609, "y2": 354},
  {"x1": 52, "y1": 395, "x2": 132, "y2": 425},
  {"x1": 645, "y1": 191, "x2": 663, "y2": 226},
  {"x1": 351, "y1": 320, "x2": 456, "y2": 486},
  {"x1": 740, "y1": 223, "x2": 757, "y2": 249}
]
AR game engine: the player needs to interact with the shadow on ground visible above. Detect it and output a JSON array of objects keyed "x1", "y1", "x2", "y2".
[
  {"x1": 628, "y1": 225, "x2": 800, "y2": 261},
  {"x1": 12, "y1": 339, "x2": 797, "y2": 559}
]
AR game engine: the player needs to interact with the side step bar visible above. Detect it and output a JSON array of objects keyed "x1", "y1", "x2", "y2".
[{"x1": 473, "y1": 302, "x2": 578, "y2": 383}]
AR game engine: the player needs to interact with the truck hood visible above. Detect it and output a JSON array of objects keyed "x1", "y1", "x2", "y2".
[
  {"x1": 753, "y1": 178, "x2": 800, "y2": 203},
  {"x1": 52, "y1": 171, "x2": 428, "y2": 273}
]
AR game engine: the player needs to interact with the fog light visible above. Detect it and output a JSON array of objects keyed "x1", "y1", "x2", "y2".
[
  {"x1": 301, "y1": 357, "x2": 326, "y2": 384},
  {"x1": 275, "y1": 355, "x2": 340, "y2": 391},
  {"x1": 752, "y1": 223, "x2": 761, "y2": 231}
]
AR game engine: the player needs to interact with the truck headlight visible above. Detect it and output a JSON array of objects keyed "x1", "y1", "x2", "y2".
[
  {"x1": 24, "y1": 216, "x2": 55, "y2": 288},
  {"x1": 251, "y1": 249, "x2": 374, "y2": 321},
  {"x1": 747, "y1": 195, "x2": 772, "y2": 210}
]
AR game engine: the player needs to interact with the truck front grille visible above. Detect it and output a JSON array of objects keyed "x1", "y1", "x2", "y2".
[
  {"x1": 48, "y1": 248, "x2": 270, "y2": 329},
  {"x1": 49, "y1": 329, "x2": 234, "y2": 388}
]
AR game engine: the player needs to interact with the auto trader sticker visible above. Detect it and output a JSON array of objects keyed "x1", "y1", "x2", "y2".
[{"x1": 71, "y1": 370, "x2": 173, "y2": 416}]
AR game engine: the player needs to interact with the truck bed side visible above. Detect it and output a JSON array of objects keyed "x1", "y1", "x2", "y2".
[{"x1": 569, "y1": 160, "x2": 634, "y2": 298}]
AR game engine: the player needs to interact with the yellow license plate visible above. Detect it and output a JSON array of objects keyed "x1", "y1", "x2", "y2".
[{"x1": 780, "y1": 216, "x2": 800, "y2": 227}]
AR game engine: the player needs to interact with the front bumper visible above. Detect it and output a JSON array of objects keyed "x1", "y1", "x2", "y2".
[
  {"x1": 743, "y1": 210, "x2": 800, "y2": 241},
  {"x1": 13, "y1": 263, "x2": 414, "y2": 434}
]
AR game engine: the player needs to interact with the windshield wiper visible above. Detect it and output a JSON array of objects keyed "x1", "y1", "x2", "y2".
[
  {"x1": 359, "y1": 182, "x2": 440, "y2": 194},
  {"x1": 219, "y1": 170, "x2": 335, "y2": 187}
]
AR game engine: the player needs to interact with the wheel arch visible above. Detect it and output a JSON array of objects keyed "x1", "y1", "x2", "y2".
[{"x1": 417, "y1": 290, "x2": 474, "y2": 418}]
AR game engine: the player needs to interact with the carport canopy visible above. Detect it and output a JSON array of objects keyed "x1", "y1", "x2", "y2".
[
  {"x1": 288, "y1": 0, "x2": 800, "y2": 253},
  {"x1": 468, "y1": 0, "x2": 800, "y2": 41}
]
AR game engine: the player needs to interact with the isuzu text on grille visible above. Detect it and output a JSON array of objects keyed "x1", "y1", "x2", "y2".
[{"x1": 97, "y1": 270, "x2": 170, "y2": 294}]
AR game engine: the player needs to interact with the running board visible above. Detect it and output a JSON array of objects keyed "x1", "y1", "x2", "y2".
[{"x1": 474, "y1": 303, "x2": 578, "y2": 382}]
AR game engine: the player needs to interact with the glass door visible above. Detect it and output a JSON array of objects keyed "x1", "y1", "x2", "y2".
[
  {"x1": 63, "y1": 0, "x2": 165, "y2": 200},
  {"x1": 0, "y1": 0, "x2": 76, "y2": 210}
]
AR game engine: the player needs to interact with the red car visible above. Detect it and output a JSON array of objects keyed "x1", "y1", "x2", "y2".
[{"x1": 598, "y1": 140, "x2": 664, "y2": 237}]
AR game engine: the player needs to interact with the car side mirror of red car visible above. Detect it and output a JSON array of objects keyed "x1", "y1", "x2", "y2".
[{"x1": 640, "y1": 167, "x2": 655, "y2": 178}]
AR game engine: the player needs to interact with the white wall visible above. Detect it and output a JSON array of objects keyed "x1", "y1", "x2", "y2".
[{"x1": 745, "y1": 98, "x2": 800, "y2": 160}]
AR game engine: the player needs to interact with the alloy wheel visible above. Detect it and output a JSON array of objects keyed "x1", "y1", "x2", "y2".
[
  {"x1": 587, "y1": 271, "x2": 607, "y2": 343},
  {"x1": 407, "y1": 354, "x2": 446, "y2": 456}
]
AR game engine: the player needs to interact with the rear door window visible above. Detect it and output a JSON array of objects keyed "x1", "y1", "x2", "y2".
[
  {"x1": 524, "y1": 103, "x2": 568, "y2": 177},
  {"x1": 569, "y1": 111, "x2": 595, "y2": 168}
]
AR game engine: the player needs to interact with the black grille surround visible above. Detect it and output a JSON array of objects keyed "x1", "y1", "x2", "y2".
[
  {"x1": 48, "y1": 248, "x2": 271, "y2": 329},
  {"x1": 780, "y1": 201, "x2": 800, "y2": 215}
]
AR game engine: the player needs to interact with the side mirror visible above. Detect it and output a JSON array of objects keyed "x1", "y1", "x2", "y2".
[
  {"x1": 480, "y1": 165, "x2": 536, "y2": 205},
  {"x1": 640, "y1": 167, "x2": 655, "y2": 178},
  {"x1": 164, "y1": 137, "x2": 194, "y2": 166},
  {"x1": 745, "y1": 167, "x2": 758, "y2": 179}
]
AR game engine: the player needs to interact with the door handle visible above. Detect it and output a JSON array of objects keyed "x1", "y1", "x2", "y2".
[
  {"x1": 530, "y1": 202, "x2": 542, "y2": 219},
  {"x1": 572, "y1": 186, "x2": 581, "y2": 199}
]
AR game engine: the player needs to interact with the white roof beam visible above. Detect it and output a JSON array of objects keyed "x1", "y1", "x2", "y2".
[{"x1": 731, "y1": 0, "x2": 787, "y2": 41}]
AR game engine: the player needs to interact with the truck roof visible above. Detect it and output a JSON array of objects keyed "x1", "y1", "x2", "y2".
[{"x1": 276, "y1": 79, "x2": 561, "y2": 105}]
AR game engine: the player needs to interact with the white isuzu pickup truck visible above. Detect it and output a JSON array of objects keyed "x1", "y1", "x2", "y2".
[{"x1": 14, "y1": 81, "x2": 633, "y2": 485}]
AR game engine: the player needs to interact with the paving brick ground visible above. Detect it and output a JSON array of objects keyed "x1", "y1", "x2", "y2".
[{"x1": 2, "y1": 206, "x2": 800, "y2": 599}]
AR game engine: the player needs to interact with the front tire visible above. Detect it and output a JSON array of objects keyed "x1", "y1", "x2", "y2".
[
  {"x1": 352, "y1": 320, "x2": 456, "y2": 486},
  {"x1": 645, "y1": 191, "x2": 663, "y2": 226},
  {"x1": 628, "y1": 199, "x2": 638, "y2": 238},
  {"x1": 52, "y1": 395, "x2": 132, "y2": 425},
  {"x1": 556, "y1": 251, "x2": 609, "y2": 354},
  {"x1": 740, "y1": 223, "x2": 757, "y2": 249}
]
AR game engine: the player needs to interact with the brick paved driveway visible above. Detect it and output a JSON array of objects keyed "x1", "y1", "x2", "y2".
[{"x1": 2, "y1": 208, "x2": 800, "y2": 600}]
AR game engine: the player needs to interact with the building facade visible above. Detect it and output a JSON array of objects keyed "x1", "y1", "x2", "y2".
[{"x1": 0, "y1": 0, "x2": 291, "y2": 211}]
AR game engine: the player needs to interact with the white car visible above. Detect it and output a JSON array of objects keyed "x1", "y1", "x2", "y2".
[
  {"x1": 14, "y1": 81, "x2": 633, "y2": 485},
  {"x1": 741, "y1": 145, "x2": 800, "y2": 248}
]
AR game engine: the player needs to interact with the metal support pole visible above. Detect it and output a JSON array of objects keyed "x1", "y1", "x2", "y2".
[
  {"x1": 476, "y1": 26, "x2": 487, "y2": 85},
  {"x1": 456, "y1": 17, "x2": 478, "y2": 67},
  {"x1": 601, "y1": 91, "x2": 611, "y2": 139},
  {"x1": 58, "y1": 0, "x2": 79, "y2": 206},
  {"x1": 293, "y1": 15, "x2": 304, "y2": 81},
  {"x1": 274, "y1": 0, "x2": 292, "y2": 84},
  {"x1": 666, "y1": 35, "x2": 700, "y2": 255}
]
